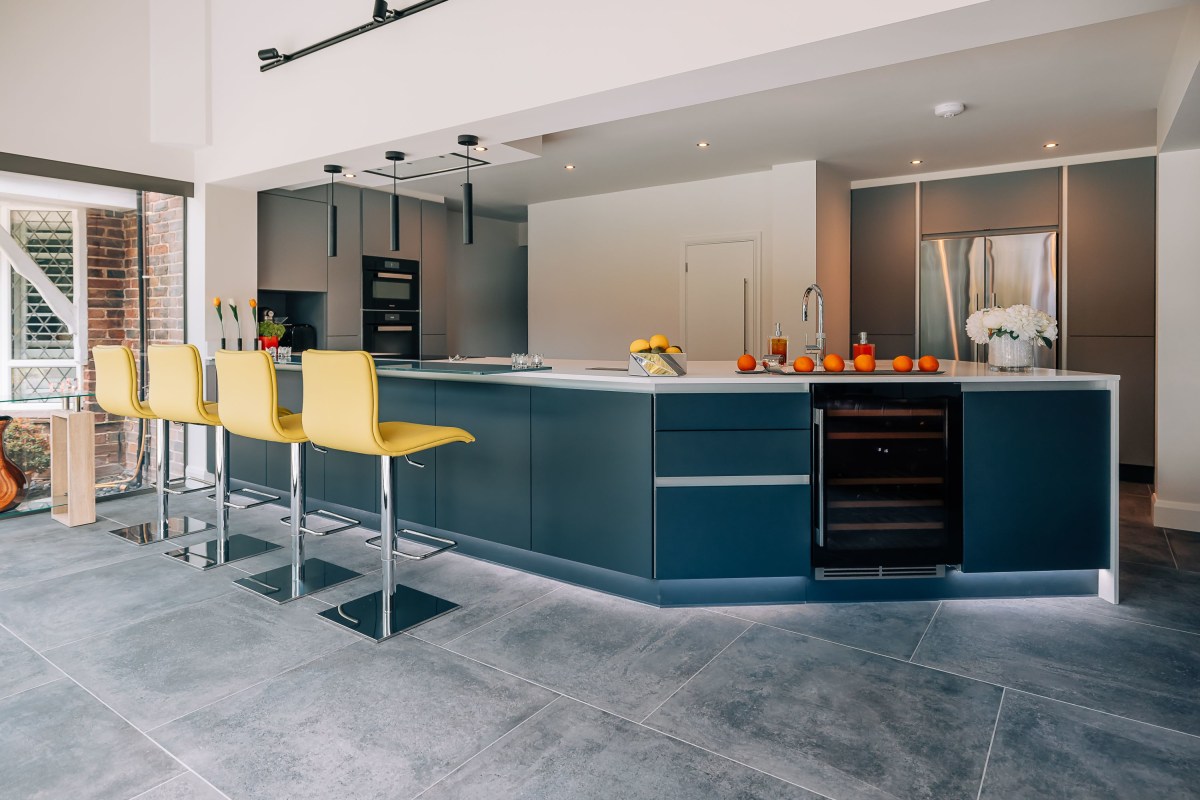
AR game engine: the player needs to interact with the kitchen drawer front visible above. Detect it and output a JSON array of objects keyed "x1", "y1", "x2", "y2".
[
  {"x1": 656, "y1": 393, "x2": 810, "y2": 431},
  {"x1": 656, "y1": 430, "x2": 810, "y2": 477},
  {"x1": 656, "y1": 485, "x2": 811, "y2": 579}
]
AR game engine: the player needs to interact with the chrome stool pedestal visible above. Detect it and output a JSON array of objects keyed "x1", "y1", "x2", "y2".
[{"x1": 110, "y1": 418, "x2": 214, "y2": 545}]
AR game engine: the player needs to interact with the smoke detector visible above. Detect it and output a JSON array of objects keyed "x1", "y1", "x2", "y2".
[{"x1": 934, "y1": 102, "x2": 966, "y2": 118}]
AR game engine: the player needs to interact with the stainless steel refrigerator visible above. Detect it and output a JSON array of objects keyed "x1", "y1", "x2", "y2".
[{"x1": 918, "y1": 231, "x2": 1057, "y2": 368}]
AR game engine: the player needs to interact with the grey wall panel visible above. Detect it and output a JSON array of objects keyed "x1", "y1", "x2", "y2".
[
  {"x1": 851, "y1": 183, "x2": 916, "y2": 336},
  {"x1": 421, "y1": 201, "x2": 448, "y2": 336},
  {"x1": 1067, "y1": 335, "x2": 1154, "y2": 467},
  {"x1": 257, "y1": 192, "x2": 327, "y2": 292},
  {"x1": 921, "y1": 168, "x2": 1060, "y2": 235},
  {"x1": 1066, "y1": 158, "x2": 1156, "y2": 337},
  {"x1": 447, "y1": 212, "x2": 528, "y2": 356},
  {"x1": 362, "y1": 190, "x2": 420, "y2": 260}
]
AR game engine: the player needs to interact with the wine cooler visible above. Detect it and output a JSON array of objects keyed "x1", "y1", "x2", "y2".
[{"x1": 811, "y1": 384, "x2": 963, "y2": 578}]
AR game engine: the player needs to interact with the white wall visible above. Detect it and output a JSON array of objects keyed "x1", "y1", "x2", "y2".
[
  {"x1": 1153, "y1": 149, "x2": 1200, "y2": 532},
  {"x1": 529, "y1": 172, "x2": 772, "y2": 360}
]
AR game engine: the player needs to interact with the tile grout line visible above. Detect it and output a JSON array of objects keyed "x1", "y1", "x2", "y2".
[
  {"x1": 407, "y1": 695, "x2": 564, "y2": 800},
  {"x1": 1162, "y1": 529, "x2": 1180, "y2": 570},
  {"x1": 124, "y1": 772, "x2": 189, "y2": 800},
  {"x1": 1003, "y1": 687, "x2": 1200, "y2": 742},
  {"x1": 975, "y1": 688, "x2": 1006, "y2": 800},
  {"x1": 0, "y1": 618, "x2": 235, "y2": 800},
  {"x1": 1035, "y1": 599, "x2": 1200, "y2": 639},
  {"x1": 440, "y1": 585, "x2": 564, "y2": 646},
  {"x1": 908, "y1": 601, "x2": 942, "y2": 661},
  {"x1": 638, "y1": 621, "x2": 753, "y2": 725},
  {"x1": 0, "y1": 674, "x2": 67, "y2": 705}
]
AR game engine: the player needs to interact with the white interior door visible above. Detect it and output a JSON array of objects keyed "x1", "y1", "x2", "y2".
[{"x1": 684, "y1": 240, "x2": 754, "y2": 360}]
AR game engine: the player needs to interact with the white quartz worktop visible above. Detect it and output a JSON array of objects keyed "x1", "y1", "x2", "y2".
[{"x1": 362, "y1": 357, "x2": 1119, "y2": 393}]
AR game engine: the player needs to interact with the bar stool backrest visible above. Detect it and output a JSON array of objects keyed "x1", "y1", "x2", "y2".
[
  {"x1": 214, "y1": 350, "x2": 300, "y2": 442},
  {"x1": 148, "y1": 344, "x2": 219, "y2": 426},
  {"x1": 301, "y1": 350, "x2": 387, "y2": 456},
  {"x1": 93, "y1": 345, "x2": 155, "y2": 419}
]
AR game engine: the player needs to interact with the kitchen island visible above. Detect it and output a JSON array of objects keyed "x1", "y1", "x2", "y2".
[{"x1": 218, "y1": 358, "x2": 1120, "y2": 606}]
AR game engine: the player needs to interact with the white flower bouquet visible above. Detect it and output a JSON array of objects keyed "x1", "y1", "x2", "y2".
[{"x1": 966, "y1": 304, "x2": 1058, "y2": 349}]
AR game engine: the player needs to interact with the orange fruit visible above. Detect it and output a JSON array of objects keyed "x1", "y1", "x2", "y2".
[
  {"x1": 736, "y1": 353, "x2": 757, "y2": 372},
  {"x1": 823, "y1": 354, "x2": 845, "y2": 372},
  {"x1": 853, "y1": 354, "x2": 876, "y2": 372},
  {"x1": 893, "y1": 355, "x2": 914, "y2": 373},
  {"x1": 793, "y1": 356, "x2": 815, "y2": 372},
  {"x1": 917, "y1": 355, "x2": 940, "y2": 372}
]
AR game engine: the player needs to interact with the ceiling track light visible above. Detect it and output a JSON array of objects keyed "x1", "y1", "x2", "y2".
[
  {"x1": 324, "y1": 164, "x2": 342, "y2": 257},
  {"x1": 258, "y1": 0, "x2": 452, "y2": 72},
  {"x1": 385, "y1": 150, "x2": 406, "y2": 252},
  {"x1": 458, "y1": 135, "x2": 479, "y2": 245}
]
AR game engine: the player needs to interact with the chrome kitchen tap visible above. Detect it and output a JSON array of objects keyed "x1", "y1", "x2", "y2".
[{"x1": 802, "y1": 283, "x2": 826, "y2": 361}]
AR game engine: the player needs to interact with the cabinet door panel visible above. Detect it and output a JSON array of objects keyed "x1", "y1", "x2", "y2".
[
  {"x1": 327, "y1": 184, "x2": 362, "y2": 337},
  {"x1": 851, "y1": 184, "x2": 917, "y2": 336},
  {"x1": 656, "y1": 430, "x2": 810, "y2": 477},
  {"x1": 362, "y1": 190, "x2": 420, "y2": 260},
  {"x1": 656, "y1": 485, "x2": 810, "y2": 579},
  {"x1": 258, "y1": 193, "x2": 327, "y2": 292},
  {"x1": 962, "y1": 390, "x2": 1110, "y2": 572},
  {"x1": 922, "y1": 168, "x2": 1060, "y2": 235},
  {"x1": 435, "y1": 382, "x2": 531, "y2": 548},
  {"x1": 656, "y1": 393, "x2": 811, "y2": 431},
  {"x1": 532, "y1": 388, "x2": 653, "y2": 577},
  {"x1": 379, "y1": 377, "x2": 437, "y2": 526},
  {"x1": 1067, "y1": 336, "x2": 1154, "y2": 467}
]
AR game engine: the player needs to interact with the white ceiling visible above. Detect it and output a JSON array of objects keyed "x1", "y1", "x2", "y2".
[{"x1": 344, "y1": 8, "x2": 1184, "y2": 221}]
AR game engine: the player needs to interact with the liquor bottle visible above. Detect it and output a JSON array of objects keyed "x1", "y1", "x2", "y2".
[{"x1": 853, "y1": 331, "x2": 876, "y2": 358}]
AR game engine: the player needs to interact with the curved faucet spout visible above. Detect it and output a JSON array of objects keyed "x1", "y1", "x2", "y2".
[{"x1": 802, "y1": 283, "x2": 827, "y2": 360}]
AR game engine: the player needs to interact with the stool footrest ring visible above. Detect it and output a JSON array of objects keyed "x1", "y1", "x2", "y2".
[
  {"x1": 280, "y1": 508, "x2": 360, "y2": 536},
  {"x1": 162, "y1": 477, "x2": 216, "y2": 496},
  {"x1": 216, "y1": 488, "x2": 281, "y2": 510},
  {"x1": 365, "y1": 528, "x2": 457, "y2": 561}
]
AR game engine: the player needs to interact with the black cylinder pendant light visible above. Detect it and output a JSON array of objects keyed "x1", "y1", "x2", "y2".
[
  {"x1": 458, "y1": 135, "x2": 479, "y2": 245},
  {"x1": 385, "y1": 151, "x2": 405, "y2": 251},
  {"x1": 324, "y1": 164, "x2": 342, "y2": 257}
]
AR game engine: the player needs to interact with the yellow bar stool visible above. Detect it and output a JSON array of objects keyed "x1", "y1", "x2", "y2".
[
  {"x1": 147, "y1": 344, "x2": 283, "y2": 570},
  {"x1": 216, "y1": 350, "x2": 364, "y2": 602},
  {"x1": 92, "y1": 345, "x2": 212, "y2": 545},
  {"x1": 302, "y1": 350, "x2": 475, "y2": 642}
]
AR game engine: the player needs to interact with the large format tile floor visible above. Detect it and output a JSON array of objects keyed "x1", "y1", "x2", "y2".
[{"x1": 1, "y1": 482, "x2": 1198, "y2": 799}]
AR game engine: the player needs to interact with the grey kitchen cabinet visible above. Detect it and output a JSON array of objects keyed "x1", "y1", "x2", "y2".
[
  {"x1": 326, "y1": 183, "x2": 362, "y2": 338},
  {"x1": 258, "y1": 192, "x2": 327, "y2": 292},
  {"x1": 421, "y1": 200, "x2": 448, "y2": 337},
  {"x1": 921, "y1": 168, "x2": 1060, "y2": 235},
  {"x1": 851, "y1": 183, "x2": 917, "y2": 349},
  {"x1": 1068, "y1": 335, "x2": 1155, "y2": 467},
  {"x1": 362, "y1": 189, "x2": 421, "y2": 260},
  {"x1": 1065, "y1": 157, "x2": 1155, "y2": 337}
]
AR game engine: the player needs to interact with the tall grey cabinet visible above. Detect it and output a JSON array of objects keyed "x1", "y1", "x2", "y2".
[{"x1": 850, "y1": 183, "x2": 916, "y2": 358}]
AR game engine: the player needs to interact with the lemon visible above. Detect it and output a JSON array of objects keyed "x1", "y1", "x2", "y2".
[
  {"x1": 649, "y1": 334, "x2": 670, "y2": 351},
  {"x1": 629, "y1": 338, "x2": 651, "y2": 353},
  {"x1": 665, "y1": 345, "x2": 682, "y2": 353}
]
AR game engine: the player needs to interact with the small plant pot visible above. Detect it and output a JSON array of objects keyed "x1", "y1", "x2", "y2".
[{"x1": 258, "y1": 336, "x2": 279, "y2": 351}]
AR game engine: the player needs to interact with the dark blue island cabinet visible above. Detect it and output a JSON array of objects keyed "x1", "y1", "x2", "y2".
[
  {"x1": 653, "y1": 392, "x2": 812, "y2": 580},
  {"x1": 961, "y1": 389, "x2": 1111, "y2": 573}
]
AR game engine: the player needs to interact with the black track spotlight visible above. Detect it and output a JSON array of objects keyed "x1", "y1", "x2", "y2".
[
  {"x1": 257, "y1": 48, "x2": 281, "y2": 61},
  {"x1": 458, "y1": 135, "x2": 479, "y2": 245},
  {"x1": 324, "y1": 164, "x2": 342, "y2": 257},
  {"x1": 385, "y1": 150, "x2": 405, "y2": 252},
  {"x1": 372, "y1": 0, "x2": 390, "y2": 23}
]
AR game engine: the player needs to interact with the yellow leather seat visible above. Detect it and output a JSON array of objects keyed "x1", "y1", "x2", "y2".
[
  {"x1": 301, "y1": 350, "x2": 474, "y2": 456},
  {"x1": 147, "y1": 344, "x2": 222, "y2": 427},
  {"x1": 93, "y1": 345, "x2": 155, "y2": 420},
  {"x1": 214, "y1": 350, "x2": 306, "y2": 444}
]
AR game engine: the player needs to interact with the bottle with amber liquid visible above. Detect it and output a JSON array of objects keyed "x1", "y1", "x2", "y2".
[
  {"x1": 769, "y1": 323, "x2": 789, "y2": 362},
  {"x1": 853, "y1": 331, "x2": 876, "y2": 358}
]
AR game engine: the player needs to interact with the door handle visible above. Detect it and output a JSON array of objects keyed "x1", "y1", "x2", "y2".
[
  {"x1": 814, "y1": 408, "x2": 825, "y2": 547},
  {"x1": 377, "y1": 325, "x2": 413, "y2": 332},
  {"x1": 743, "y1": 279, "x2": 749, "y2": 354}
]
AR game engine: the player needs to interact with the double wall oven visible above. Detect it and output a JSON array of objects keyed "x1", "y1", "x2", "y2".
[{"x1": 362, "y1": 255, "x2": 420, "y2": 359}]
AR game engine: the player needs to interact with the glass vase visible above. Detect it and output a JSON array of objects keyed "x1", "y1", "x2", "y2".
[{"x1": 988, "y1": 335, "x2": 1034, "y2": 372}]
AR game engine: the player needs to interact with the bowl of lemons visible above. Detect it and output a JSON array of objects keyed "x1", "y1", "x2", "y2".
[{"x1": 628, "y1": 334, "x2": 687, "y2": 376}]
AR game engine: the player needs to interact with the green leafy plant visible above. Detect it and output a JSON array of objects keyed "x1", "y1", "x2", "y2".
[
  {"x1": 3, "y1": 417, "x2": 51, "y2": 474},
  {"x1": 257, "y1": 320, "x2": 286, "y2": 339}
]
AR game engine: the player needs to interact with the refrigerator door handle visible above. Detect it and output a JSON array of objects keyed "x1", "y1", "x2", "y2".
[{"x1": 813, "y1": 408, "x2": 825, "y2": 548}]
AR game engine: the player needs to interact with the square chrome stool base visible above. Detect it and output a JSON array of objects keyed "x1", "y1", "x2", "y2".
[
  {"x1": 109, "y1": 516, "x2": 214, "y2": 546},
  {"x1": 232, "y1": 559, "x2": 362, "y2": 604},
  {"x1": 162, "y1": 534, "x2": 282, "y2": 570},
  {"x1": 317, "y1": 585, "x2": 460, "y2": 642}
]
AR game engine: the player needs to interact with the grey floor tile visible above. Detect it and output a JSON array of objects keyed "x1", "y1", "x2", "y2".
[
  {"x1": 225, "y1": 526, "x2": 382, "y2": 578},
  {"x1": 129, "y1": 772, "x2": 227, "y2": 800},
  {"x1": 447, "y1": 585, "x2": 750, "y2": 720},
  {"x1": 1167, "y1": 528, "x2": 1200, "y2": 572},
  {"x1": 0, "y1": 515, "x2": 155, "y2": 592},
  {"x1": 716, "y1": 600, "x2": 940, "y2": 660},
  {"x1": 153, "y1": 638, "x2": 555, "y2": 800},
  {"x1": 421, "y1": 696, "x2": 823, "y2": 800},
  {"x1": 0, "y1": 554, "x2": 235, "y2": 651},
  {"x1": 1041, "y1": 562, "x2": 1200, "y2": 635},
  {"x1": 0, "y1": 624, "x2": 62, "y2": 700},
  {"x1": 46, "y1": 591, "x2": 357, "y2": 730},
  {"x1": 1119, "y1": 523, "x2": 1176, "y2": 569},
  {"x1": 0, "y1": 679, "x2": 181, "y2": 800},
  {"x1": 646, "y1": 624, "x2": 1002, "y2": 800},
  {"x1": 309, "y1": 551, "x2": 563, "y2": 645},
  {"x1": 1119, "y1": 489, "x2": 1152, "y2": 524},
  {"x1": 980, "y1": 690, "x2": 1200, "y2": 799},
  {"x1": 913, "y1": 598, "x2": 1200, "y2": 735}
]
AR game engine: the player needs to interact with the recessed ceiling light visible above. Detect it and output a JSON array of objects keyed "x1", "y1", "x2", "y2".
[
  {"x1": 344, "y1": 172, "x2": 356, "y2": 178},
  {"x1": 564, "y1": 164, "x2": 576, "y2": 170},
  {"x1": 696, "y1": 141, "x2": 710, "y2": 148},
  {"x1": 1043, "y1": 142, "x2": 1059, "y2": 149},
  {"x1": 474, "y1": 145, "x2": 488, "y2": 152},
  {"x1": 910, "y1": 160, "x2": 923, "y2": 165}
]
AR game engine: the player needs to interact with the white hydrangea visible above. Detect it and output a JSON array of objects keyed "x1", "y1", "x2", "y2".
[{"x1": 965, "y1": 304, "x2": 1058, "y2": 347}]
